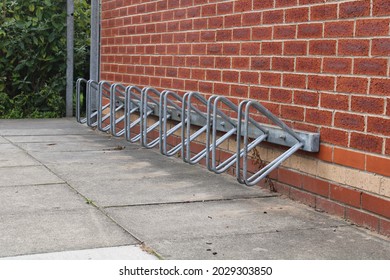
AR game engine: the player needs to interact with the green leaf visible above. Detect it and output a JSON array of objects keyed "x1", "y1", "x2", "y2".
[{"x1": 29, "y1": 4, "x2": 35, "y2": 12}]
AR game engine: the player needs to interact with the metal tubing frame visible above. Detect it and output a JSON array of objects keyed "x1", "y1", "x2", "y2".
[
  {"x1": 181, "y1": 92, "x2": 210, "y2": 165},
  {"x1": 141, "y1": 87, "x2": 162, "y2": 148},
  {"x1": 86, "y1": 80, "x2": 99, "y2": 127},
  {"x1": 110, "y1": 83, "x2": 126, "y2": 137},
  {"x1": 159, "y1": 91, "x2": 184, "y2": 156},
  {"x1": 236, "y1": 100, "x2": 304, "y2": 186},
  {"x1": 124, "y1": 85, "x2": 144, "y2": 143},
  {"x1": 76, "y1": 78, "x2": 88, "y2": 124},
  {"x1": 97, "y1": 81, "x2": 112, "y2": 132},
  {"x1": 206, "y1": 95, "x2": 240, "y2": 174}
]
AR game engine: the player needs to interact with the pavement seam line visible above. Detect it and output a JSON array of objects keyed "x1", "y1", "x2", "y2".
[{"x1": 103, "y1": 195, "x2": 280, "y2": 209}]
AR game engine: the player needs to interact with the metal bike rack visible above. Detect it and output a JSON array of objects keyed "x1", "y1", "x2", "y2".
[
  {"x1": 110, "y1": 83, "x2": 126, "y2": 137},
  {"x1": 76, "y1": 78, "x2": 320, "y2": 187},
  {"x1": 159, "y1": 90, "x2": 184, "y2": 156},
  {"x1": 236, "y1": 100, "x2": 304, "y2": 186},
  {"x1": 76, "y1": 78, "x2": 88, "y2": 124},
  {"x1": 124, "y1": 85, "x2": 143, "y2": 143},
  {"x1": 97, "y1": 81, "x2": 112, "y2": 132},
  {"x1": 181, "y1": 92, "x2": 210, "y2": 165}
]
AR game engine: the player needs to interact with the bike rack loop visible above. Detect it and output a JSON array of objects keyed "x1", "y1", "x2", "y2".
[
  {"x1": 97, "y1": 81, "x2": 112, "y2": 132},
  {"x1": 76, "y1": 78, "x2": 88, "y2": 124},
  {"x1": 76, "y1": 78, "x2": 320, "y2": 187}
]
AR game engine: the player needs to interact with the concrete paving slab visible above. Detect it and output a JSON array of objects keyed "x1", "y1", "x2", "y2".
[
  {"x1": 5, "y1": 134, "x2": 125, "y2": 143},
  {"x1": 0, "y1": 136, "x2": 8, "y2": 144},
  {"x1": 0, "y1": 208, "x2": 138, "y2": 258},
  {"x1": 149, "y1": 226, "x2": 390, "y2": 260},
  {"x1": 0, "y1": 184, "x2": 90, "y2": 215},
  {"x1": 1, "y1": 245, "x2": 158, "y2": 260},
  {"x1": 0, "y1": 145, "x2": 40, "y2": 167},
  {"x1": 0, "y1": 119, "x2": 94, "y2": 136},
  {"x1": 106, "y1": 198, "x2": 345, "y2": 241},
  {"x1": 46, "y1": 159, "x2": 273, "y2": 207},
  {"x1": 0, "y1": 165, "x2": 64, "y2": 187}
]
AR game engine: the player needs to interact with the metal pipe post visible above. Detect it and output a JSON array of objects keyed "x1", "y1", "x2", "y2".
[
  {"x1": 90, "y1": 0, "x2": 100, "y2": 111},
  {"x1": 66, "y1": 0, "x2": 74, "y2": 117}
]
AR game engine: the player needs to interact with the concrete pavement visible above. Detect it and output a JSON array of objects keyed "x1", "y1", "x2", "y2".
[{"x1": 0, "y1": 118, "x2": 389, "y2": 259}]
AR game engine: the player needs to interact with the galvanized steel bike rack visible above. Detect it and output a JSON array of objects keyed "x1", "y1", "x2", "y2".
[{"x1": 76, "y1": 80, "x2": 320, "y2": 187}]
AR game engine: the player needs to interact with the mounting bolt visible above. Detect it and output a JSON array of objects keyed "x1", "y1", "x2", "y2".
[
  {"x1": 279, "y1": 134, "x2": 286, "y2": 140},
  {"x1": 221, "y1": 121, "x2": 225, "y2": 127}
]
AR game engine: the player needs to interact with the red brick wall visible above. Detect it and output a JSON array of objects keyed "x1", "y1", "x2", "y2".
[{"x1": 100, "y1": 0, "x2": 390, "y2": 236}]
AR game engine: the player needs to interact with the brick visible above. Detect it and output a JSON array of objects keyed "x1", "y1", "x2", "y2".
[
  {"x1": 234, "y1": 0, "x2": 252, "y2": 12},
  {"x1": 379, "y1": 219, "x2": 390, "y2": 237},
  {"x1": 303, "y1": 176, "x2": 329, "y2": 197},
  {"x1": 215, "y1": 57, "x2": 231, "y2": 69},
  {"x1": 284, "y1": 41, "x2": 307, "y2": 55},
  {"x1": 214, "y1": 82, "x2": 229, "y2": 95},
  {"x1": 251, "y1": 57, "x2": 271, "y2": 70},
  {"x1": 202, "y1": 3, "x2": 216, "y2": 16},
  {"x1": 290, "y1": 188, "x2": 316, "y2": 208},
  {"x1": 276, "y1": 0, "x2": 298, "y2": 7},
  {"x1": 330, "y1": 185, "x2": 361, "y2": 208},
  {"x1": 261, "y1": 73, "x2": 281, "y2": 86},
  {"x1": 206, "y1": 69, "x2": 221, "y2": 81},
  {"x1": 309, "y1": 40, "x2": 336, "y2": 55},
  {"x1": 223, "y1": 43, "x2": 240, "y2": 55},
  {"x1": 217, "y1": 2, "x2": 233, "y2": 15},
  {"x1": 233, "y1": 28, "x2": 251, "y2": 41},
  {"x1": 270, "y1": 88, "x2": 292, "y2": 103},
  {"x1": 366, "y1": 155, "x2": 390, "y2": 177},
  {"x1": 297, "y1": 23, "x2": 323, "y2": 38},
  {"x1": 278, "y1": 168, "x2": 302, "y2": 188},
  {"x1": 354, "y1": 58, "x2": 388, "y2": 76},
  {"x1": 216, "y1": 30, "x2": 232, "y2": 41},
  {"x1": 241, "y1": 42, "x2": 261, "y2": 55},
  {"x1": 272, "y1": 57, "x2": 295, "y2": 71},
  {"x1": 253, "y1": 0, "x2": 274, "y2": 10},
  {"x1": 232, "y1": 57, "x2": 250, "y2": 69},
  {"x1": 263, "y1": 10, "x2": 284, "y2": 24},
  {"x1": 262, "y1": 42, "x2": 283, "y2": 55},
  {"x1": 323, "y1": 58, "x2": 352, "y2": 75},
  {"x1": 370, "y1": 79, "x2": 390, "y2": 96},
  {"x1": 281, "y1": 105, "x2": 304, "y2": 121},
  {"x1": 334, "y1": 112, "x2": 365, "y2": 131},
  {"x1": 282, "y1": 74, "x2": 306, "y2": 89},
  {"x1": 201, "y1": 31, "x2": 216, "y2": 42},
  {"x1": 351, "y1": 96, "x2": 384, "y2": 114},
  {"x1": 337, "y1": 77, "x2": 368, "y2": 94},
  {"x1": 224, "y1": 14, "x2": 241, "y2": 28},
  {"x1": 338, "y1": 39, "x2": 369, "y2": 56},
  {"x1": 252, "y1": 27, "x2": 273, "y2": 40},
  {"x1": 310, "y1": 4, "x2": 337, "y2": 21},
  {"x1": 286, "y1": 7, "x2": 308, "y2": 23},
  {"x1": 296, "y1": 58, "x2": 321, "y2": 73},
  {"x1": 372, "y1": 39, "x2": 390, "y2": 56},
  {"x1": 320, "y1": 127, "x2": 348, "y2": 146},
  {"x1": 231, "y1": 84, "x2": 249, "y2": 98},
  {"x1": 240, "y1": 71, "x2": 259, "y2": 84},
  {"x1": 294, "y1": 90, "x2": 319, "y2": 107},
  {"x1": 356, "y1": 19, "x2": 389, "y2": 37},
  {"x1": 199, "y1": 81, "x2": 213, "y2": 93},
  {"x1": 316, "y1": 197, "x2": 345, "y2": 218},
  {"x1": 315, "y1": 144, "x2": 333, "y2": 162},
  {"x1": 274, "y1": 25, "x2": 297, "y2": 39},
  {"x1": 242, "y1": 12, "x2": 261, "y2": 26},
  {"x1": 272, "y1": 182, "x2": 291, "y2": 197},
  {"x1": 308, "y1": 75, "x2": 334, "y2": 91},
  {"x1": 191, "y1": 69, "x2": 205, "y2": 80},
  {"x1": 250, "y1": 86, "x2": 269, "y2": 101},
  {"x1": 334, "y1": 147, "x2": 365, "y2": 170},
  {"x1": 367, "y1": 117, "x2": 390, "y2": 137},
  {"x1": 305, "y1": 108, "x2": 332, "y2": 126},
  {"x1": 324, "y1": 21, "x2": 354, "y2": 38},
  {"x1": 346, "y1": 208, "x2": 380, "y2": 232},
  {"x1": 207, "y1": 43, "x2": 222, "y2": 55},
  {"x1": 199, "y1": 56, "x2": 214, "y2": 68},
  {"x1": 208, "y1": 17, "x2": 223, "y2": 29},
  {"x1": 350, "y1": 132, "x2": 383, "y2": 154},
  {"x1": 339, "y1": 1, "x2": 370, "y2": 18},
  {"x1": 373, "y1": 0, "x2": 390, "y2": 16}
]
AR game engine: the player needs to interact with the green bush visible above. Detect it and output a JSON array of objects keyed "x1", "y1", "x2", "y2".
[{"x1": 0, "y1": 0, "x2": 90, "y2": 118}]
